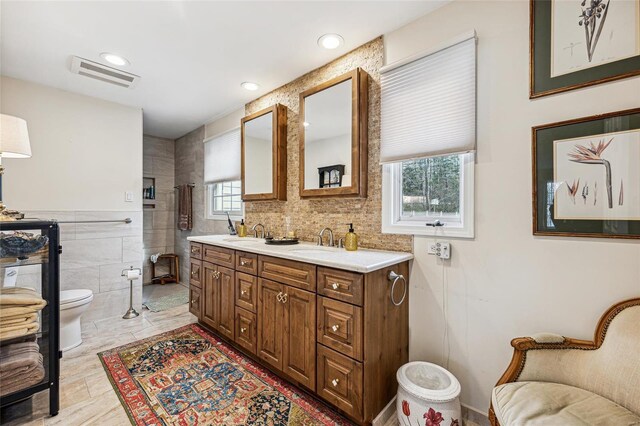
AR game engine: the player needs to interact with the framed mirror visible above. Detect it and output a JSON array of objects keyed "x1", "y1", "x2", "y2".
[
  {"x1": 299, "y1": 68, "x2": 368, "y2": 198},
  {"x1": 241, "y1": 104, "x2": 287, "y2": 201}
]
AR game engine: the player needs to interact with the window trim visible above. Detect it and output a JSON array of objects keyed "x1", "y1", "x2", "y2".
[
  {"x1": 205, "y1": 181, "x2": 244, "y2": 221},
  {"x1": 382, "y1": 153, "x2": 475, "y2": 238}
]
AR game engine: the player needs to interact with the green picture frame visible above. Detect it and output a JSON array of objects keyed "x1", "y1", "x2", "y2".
[
  {"x1": 530, "y1": 0, "x2": 640, "y2": 98},
  {"x1": 533, "y1": 108, "x2": 640, "y2": 239}
]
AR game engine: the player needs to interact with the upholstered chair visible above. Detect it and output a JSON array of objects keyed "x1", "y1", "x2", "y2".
[{"x1": 489, "y1": 298, "x2": 640, "y2": 425}]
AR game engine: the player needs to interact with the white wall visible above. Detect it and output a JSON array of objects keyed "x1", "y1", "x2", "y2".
[
  {"x1": 1, "y1": 76, "x2": 142, "y2": 211},
  {"x1": 304, "y1": 134, "x2": 352, "y2": 189},
  {"x1": 384, "y1": 0, "x2": 640, "y2": 416}
]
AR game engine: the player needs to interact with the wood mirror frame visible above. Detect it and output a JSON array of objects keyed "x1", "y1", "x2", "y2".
[
  {"x1": 241, "y1": 104, "x2": 287, "y2": 201},
  {"x1": 299, "y1": 68, "x2": 368, "y2": 198}
]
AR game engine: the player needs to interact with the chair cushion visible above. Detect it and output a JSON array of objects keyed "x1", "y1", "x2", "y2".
[{"x1": 492, "y1": 381, "x2": 640, "y2": 425}]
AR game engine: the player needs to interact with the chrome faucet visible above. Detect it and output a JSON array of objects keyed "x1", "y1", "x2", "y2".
[
  {"x1": 317, "y1": 227, "x2": 335, "y2": 247},
  {"x1": 252, "y1": 223, "x2": 266, "y2": 239}
]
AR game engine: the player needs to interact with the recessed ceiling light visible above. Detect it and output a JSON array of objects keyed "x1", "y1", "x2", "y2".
[
  {"x1": 100, "y1": 52, "x2": 129, "y2": 67},
  {"x1": 303, "y1": 122, "x2": 310, "y2": 127},
  {"x1": 318, "y1": 34, "x2": 344, "y2": 50},
  {"x1": 241, "y1": 82, "x2": 260, "y2": 91}
]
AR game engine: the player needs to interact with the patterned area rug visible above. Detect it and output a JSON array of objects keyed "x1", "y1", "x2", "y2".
[{"x1": 98, "y1": 324, "x2": 351, "y2": 425}]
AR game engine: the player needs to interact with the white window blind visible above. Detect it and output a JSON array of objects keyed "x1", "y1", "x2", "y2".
[
  {"x1": 204, "y1": 128, "x2": 241, "y2": 184},
  {"x1": 380, "y1": 34, "x2": 476, "y2": 164}
]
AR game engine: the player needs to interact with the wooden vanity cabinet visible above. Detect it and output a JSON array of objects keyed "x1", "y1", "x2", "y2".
[{"x1": 190, "y1": 243, "x2": 409, "y2": 425}]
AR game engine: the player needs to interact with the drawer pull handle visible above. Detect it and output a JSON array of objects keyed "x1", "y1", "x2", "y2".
[
  {"x1": 331, "y1": 324, "x2": 340, "y2": 332},
  {"x1": 331, "y1": 379, "x2": 340, "y2": 387},
  {"x1": 331, "y1": 283, "x2": 340, "y2": 290},
  {"x1": 240, "y1": 327, "x2": 247, "y2": 334},
  {"x1": 240, "y1": 260, "x2": 251, "y2": 266}
]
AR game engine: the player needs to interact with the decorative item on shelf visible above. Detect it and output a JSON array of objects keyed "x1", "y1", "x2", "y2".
[
  {"x1": 318, "y1": 164, "x2": 345, "y2": 188},
  {"x1": 532, "y1": 107, "x2": 640, "y2": 239},
  {"x1": 0, "y1": 114, "x2": 32, "y2": 221},
  {"x1": 530, "y1": 0, "x2": 640, "y2": 98},
  {"x1": 0, "y1": 231, "x2": 48, "y2": 260}
]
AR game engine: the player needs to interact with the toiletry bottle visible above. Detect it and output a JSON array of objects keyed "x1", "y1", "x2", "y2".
[
  {"x1": 237, "y1": 219, "x2": 247, "y2": 237},
  {"x1": 345, "y1": 223, "x2": 358, "y2": 251}
]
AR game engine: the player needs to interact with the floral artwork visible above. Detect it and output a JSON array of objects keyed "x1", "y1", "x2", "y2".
[
  {"x1": 399, "y1": 400, "x2": 459, "y2": 426},
  {"x1": 553, "y1": 129, "x2": 640, "y2": 220},
  {"x1": 550, "y1": 0, "x2": 639, "y2": 77}
]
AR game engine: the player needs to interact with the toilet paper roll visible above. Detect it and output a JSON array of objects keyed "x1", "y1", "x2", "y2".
[{"x1": 126, "y1": 270, "x2": 140, "y2": 280}]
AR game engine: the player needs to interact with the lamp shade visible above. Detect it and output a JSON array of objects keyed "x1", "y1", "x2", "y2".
[{"x1": 0, "y1": 114, "x2": 32, "y2": 158}]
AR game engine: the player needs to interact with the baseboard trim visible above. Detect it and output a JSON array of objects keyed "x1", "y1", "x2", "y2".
[{"x1": 373, "y1": 396, "x2": 396, "y2": 426}]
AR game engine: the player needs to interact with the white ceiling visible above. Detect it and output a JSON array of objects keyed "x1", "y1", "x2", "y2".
[{"x1": 0, "y1": 1, "x2": 447, "y2": 139}]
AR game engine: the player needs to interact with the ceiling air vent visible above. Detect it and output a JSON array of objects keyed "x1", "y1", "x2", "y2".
[{"x1": 70, "y1": 56, "x2": 140, "y2": 89}]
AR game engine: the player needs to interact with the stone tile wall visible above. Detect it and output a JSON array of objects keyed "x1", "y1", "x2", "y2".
[
  {"x1": 173, "y1": 126, "x2": 228, "y2": 282},
  {"x1": 10, "y1": 211, "x2": 143, "y2": 322},
  {"x1": 244, "y1": 37, "x2": 412, "y2": 252},
  {"x1": 142, "y1": 135, "x2": 176, "y2": 283}
]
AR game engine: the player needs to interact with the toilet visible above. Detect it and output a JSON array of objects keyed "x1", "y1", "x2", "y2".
[
  {"x1": 396, "y1": 362, "x2": 461, "y2": 426},
  {"x1": 60, "y1": 289, "x2": 94, "y2": 352}
]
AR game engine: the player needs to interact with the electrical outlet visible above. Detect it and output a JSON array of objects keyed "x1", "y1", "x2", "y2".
[
  {"x1": 428, "y1": 241, "x2": 451, "y2": 259},
  {"x1": 125, "y1": 191, "x2": 134, "y2": 202}
]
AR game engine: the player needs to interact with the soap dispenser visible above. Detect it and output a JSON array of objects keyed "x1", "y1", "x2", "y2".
[
  {"x1": 345, "y1": 223, "x2": 358, "y2": 251},
  {"x1": 237, "y1": 219, "x2": 247, "y2": 237}
]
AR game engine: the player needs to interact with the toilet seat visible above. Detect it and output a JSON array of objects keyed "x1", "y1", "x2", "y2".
[
  {"x1": 60, "y1": 289, "x2": 93, "y2": 310},
  {"x1": 397, "y1": 361, "x2": 461, "y2": 402}
]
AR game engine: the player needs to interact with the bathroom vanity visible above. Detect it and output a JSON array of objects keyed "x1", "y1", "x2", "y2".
[{"x1": 187, "y1": 235, "x2": 412, "y2": 425}]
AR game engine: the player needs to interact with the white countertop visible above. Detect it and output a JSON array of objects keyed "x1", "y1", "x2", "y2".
[{"x1": 187, "y1": 234, "x2": 413, "y2": 273}]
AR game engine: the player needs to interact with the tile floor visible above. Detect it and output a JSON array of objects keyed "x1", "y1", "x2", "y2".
[
  {"x1": 1, "y1": 304, "x2": 196, "y2": 426},
  {"x1": 142, "y1": 282, "x2": 188, "y2": 304},
  {"x1": 1, "y1": 303, "x2": 484, "y2": 426}
]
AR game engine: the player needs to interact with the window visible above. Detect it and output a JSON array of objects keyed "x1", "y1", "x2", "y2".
[
  {"x1": 381, "y1": 32, "x2": 476, "y2": 238},
  {"x1": 206, "y1": 180, "x2": 243, "y2": 220},
  {"x1": 383, "y1": 153, "x2": 474, "y2": 237}
]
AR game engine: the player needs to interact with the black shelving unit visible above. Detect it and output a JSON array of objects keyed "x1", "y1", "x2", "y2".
[{"x1": 0, "y1": 220, "x2": 60, "y2": 416}]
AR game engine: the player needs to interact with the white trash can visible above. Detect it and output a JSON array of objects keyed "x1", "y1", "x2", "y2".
[{"x1": 396, "y1": 362, "x2": 461, "y2": 426}]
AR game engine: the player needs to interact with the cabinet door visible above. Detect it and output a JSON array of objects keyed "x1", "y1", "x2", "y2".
[
  {"x1": 189, "y1": 286, "x2": 201, "y2": 319},
  {"x1": 282, "y1": 285, "x2": 316, "y2": 390},
  {"x1": 201, "y1": 262, "x2": 219, "y2": 330},
  {"x1": 217, "y1": 265, "x2": 235, "y2": 340},
  {"x1": 257, "y1": 278, "x2": 284, "y2": 370}
]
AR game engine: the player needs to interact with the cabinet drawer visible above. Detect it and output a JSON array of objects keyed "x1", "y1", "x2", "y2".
[
  {"x1": 202, "y1": 244, "x2": 235, "y2": 269},
  {"x1": 189, "y1": 260, "x2": 202, "y2": 288},
  {"x1": 258, "y1": 255, "x2": 316, "y2": 292},
  {"x1": 317, "y1": 345, "x2": 363, "y2": 420},
  {"x1": 235, "y1": 307, "x2": 257, "y2": 355},
  {"x1": 318, "y1": 297, "x2": 363, "y2": 361},
  {"x1": 189, "y1": 286, "x2": 201, "y2": 318},
  {"x1": 235, "y1": 272, "x2": 257, "y2": 313},
  {"x1": 190, "y1": 242, "x2": 202, "y2": 260},
  {"x1": 317, "y1": 267, "x2": 363, "y2": 306},
  {"x1": 236, "y1": 251, "x2": 258, "y2": 275}
]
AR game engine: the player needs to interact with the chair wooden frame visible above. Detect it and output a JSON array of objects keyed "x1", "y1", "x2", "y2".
[{"x1": 489, "y1": 297, "x2": 640, "y2": 425}]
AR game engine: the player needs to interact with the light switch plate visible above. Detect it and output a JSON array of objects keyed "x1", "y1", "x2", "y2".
[{"x1": 125, "y1": 191, "x2": 134, "y2": 202}]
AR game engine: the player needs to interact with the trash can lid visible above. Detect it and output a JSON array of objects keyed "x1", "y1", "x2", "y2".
[{"x1": 397, "y1": 361, "x2": 461, "y2": 402}]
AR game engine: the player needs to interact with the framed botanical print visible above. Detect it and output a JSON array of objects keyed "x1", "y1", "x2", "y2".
[
  {"x1": 530, "y1": 0, "x2": 640, "y2": 98},
  {"x1": 533, "y1": 108, "x2": 640, "y2": 238}
]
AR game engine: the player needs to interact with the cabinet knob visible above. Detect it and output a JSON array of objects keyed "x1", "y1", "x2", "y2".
[
  {"x1": 331, "y1": 324, "x2": 340, "y2": 332},
  {"x1": 240, "y1": 327, "x2": 247, "y2": 334},
  {"x1": 331, "y1": 283, "x2": 340, "y2": 290},
  {"x1": 191, "y1": 299, "x2": 196, "y2": 304},
  {"x1": 240, "y1": 260, "x2": 250, "y2": 266},
  {"x1": 281, "y1": 293, "x2": 288, "y2": 303},
  {"x1": 191, "y1": 270, "x2": 197, "y2": 276},
  {"x1": 241, "y1": 289, "x2": 248, "y2": 296},
  {"x1": 331, "y1": 379, "x2": 340, "y2": 387}
]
